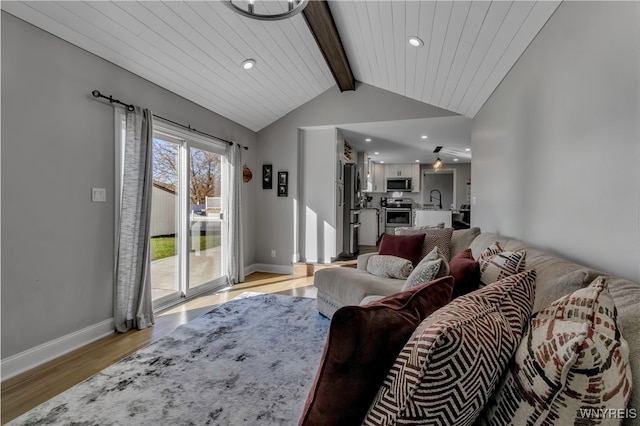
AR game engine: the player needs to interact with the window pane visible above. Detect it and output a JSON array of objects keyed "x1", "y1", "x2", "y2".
[
  {"x1": 150, "y1": 138, "x2": 180, "y2": 303},
  {"x1": 189, "y1": 146, "x2": 223, "y2": 289}
]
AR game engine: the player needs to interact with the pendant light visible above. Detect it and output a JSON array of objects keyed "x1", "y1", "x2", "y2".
[{"x1": 433, "y1": 146, "x2": 443, "y2": 171}]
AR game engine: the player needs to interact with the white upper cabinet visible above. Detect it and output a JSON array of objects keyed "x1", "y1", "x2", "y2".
[
  {"x1": 372, "y1": 162, "x2": 385, "y2": 193},
  {"x1": 385, "y1": 164, "x2": 413, "y2": 178}
]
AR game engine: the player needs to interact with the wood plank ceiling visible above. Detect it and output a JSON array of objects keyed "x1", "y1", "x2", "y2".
[{"x1": 2, "y1": 1, "x2": 560, "y2": 132}]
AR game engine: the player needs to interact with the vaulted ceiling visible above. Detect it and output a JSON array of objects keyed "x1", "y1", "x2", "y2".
[{"x1": 2, "y1": 1, "x2": 560, "y2": 133}]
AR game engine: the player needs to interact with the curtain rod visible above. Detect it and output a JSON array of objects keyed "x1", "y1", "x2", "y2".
[{"x1": 91, "y1": 90, "x2": 248, "y2": 150}]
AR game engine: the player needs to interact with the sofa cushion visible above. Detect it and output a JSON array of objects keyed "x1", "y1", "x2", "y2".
[
  {"x1": 314, "y1": 268, "x2": 406, "y2": 317},
  {"x1": 378, "y1": 233, "x2": 425, "y2": 266},
  {"x1": 531, "y1": 268, "x2": 587, "y2": 312},
  {"x1": 451, "y1": 227, "x2": 481, "y2": 258},
  {"x1": 449, "y1": 248, "x2": 480, "y2": 298},
  {"x1": 366, "y1": 255, "x2": 413, "y2": 279},
  {"x1": 483, "y1": 277, "x2": 632, "y2": 425},
  {"x1": 363, "y1": 270, "x2": 537, "y2": 426},
  {"x1": 395, "y1": 227, "x2": 454, "y2": 262},
  {"x1": 300, "y1": 277, "x2": 454, "y2": 426},
  {"x1": 478, "y1": 242, "x2": 526, "y2": 286}
]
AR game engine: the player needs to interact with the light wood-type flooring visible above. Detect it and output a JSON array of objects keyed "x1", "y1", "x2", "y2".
[{"x1": 1, "y1": 272, "x2": 317, "y2": 424}]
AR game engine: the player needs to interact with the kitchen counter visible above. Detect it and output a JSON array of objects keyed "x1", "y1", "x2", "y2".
[{"x1": 414, "y1": 210, "x2": 452, "y2": 228}]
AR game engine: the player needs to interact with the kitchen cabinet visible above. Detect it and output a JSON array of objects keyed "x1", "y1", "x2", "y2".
[
  {"x1": 386, "y1": 164, "x2": 413, "y2": 178},
  {"x1": 411, "y1": 163, "x2": 421, "y2": 193},
  {"x1": 372, "y1": 162, "x2": 385, "y2": 192},
  {"x1": 359, "y1": 152, "x2": 374, "y2": 193},
  {"x1": 360, "y1": 209, "x2": 378, "y2": 246}
]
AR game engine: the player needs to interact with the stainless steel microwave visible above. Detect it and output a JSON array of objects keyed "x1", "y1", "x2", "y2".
[{"x1": 386, "y1": 178, "x2": 412, "y2": 191}]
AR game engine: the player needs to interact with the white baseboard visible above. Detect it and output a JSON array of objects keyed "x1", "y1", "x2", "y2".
[
  {"x1": 1, "y1": 318, "x2": 115, "y2": 381},
  {"x1": 245, "y1": 263, "x2": 293, "y2": 275}
]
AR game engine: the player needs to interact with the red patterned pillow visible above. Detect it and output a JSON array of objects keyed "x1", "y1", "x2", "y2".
[
  {"x1": 482, "y1": 277, "x2": 632, "y2": 425},
  {"x1": 362, "y1": 270, "x2": 537, "y2": 426},
  {"x1": 478, "y1": 242, "x2": 526, "y2": 286},
  {"x1": 299, "y1": 277, "x2": 454, "y2": 426},
  {"x1": 378, "y1": 233, "x2": 425, "y2": 266}
]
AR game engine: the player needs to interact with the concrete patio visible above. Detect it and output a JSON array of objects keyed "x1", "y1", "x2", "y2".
[{"x1": 151, "y1": 245, "x2": 223, "y2": 301}]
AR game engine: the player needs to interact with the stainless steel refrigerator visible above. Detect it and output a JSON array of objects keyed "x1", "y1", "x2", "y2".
[{"x1": 343, "y1": 163, "x2": 360, "y2": 257}]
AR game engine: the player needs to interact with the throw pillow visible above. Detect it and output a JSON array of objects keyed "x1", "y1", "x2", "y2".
[
  {"x1": 478, "y1": 241, "x2": 526, "y2": 286},
  {"x1": 402, "y1": 246, "x2": 449, "y2": 291},
  {"x1": 299, "y1": 277, "x2": 455, "y2": 426},
  {"x1": 362, "y1": 270, "x2": 537, "y2": 426},
  {"x1": 366, "y1": 255, "x2": 413, "y2": 279},
  {"x1": 395, "y1": 227, "x2": 454, "y2": 262},
  {"x1": 378, "y1": 233, "x2": 425, "y2": 266},
  {"x1": 482, "y1": 277, "x2": 632, "y2": 425},
  {"x1": 394, "y1": 223, "x2": 445, "y2": 234},
  {"x1": 448, "y1": 248, "x2": 480, "y2": 298}
]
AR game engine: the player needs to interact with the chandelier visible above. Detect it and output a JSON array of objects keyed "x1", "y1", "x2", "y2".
[{"x1": 222, "y1": 0, "x2": 310, "y2": 21}]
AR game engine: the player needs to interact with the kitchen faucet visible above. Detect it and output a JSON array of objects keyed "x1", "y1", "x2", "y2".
[{"x1": 429, "y1": 189, "x2": 443, "y2": 210}]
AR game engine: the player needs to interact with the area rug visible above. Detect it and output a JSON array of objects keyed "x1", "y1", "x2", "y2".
[{"x1": 10, "y1": 294, "x2": 330, "y2": 426}]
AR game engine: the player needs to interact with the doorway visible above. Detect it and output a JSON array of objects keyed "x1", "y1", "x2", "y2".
[
  {"x1": 422, "y1": 170, "x2": 456, "y2": 210},
  {"x1": 149, "y1": 125, "x2": 229, "y2": 309}
]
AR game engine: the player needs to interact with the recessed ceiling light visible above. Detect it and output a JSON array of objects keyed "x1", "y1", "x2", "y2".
[
  {"x1": 453, "y1": 158, "x2": 459, "y2": 162},
  {"x1": 421, "y1": 135, "x2": 428, "y2": 139},
  {"x1": 365, "y1": 138, "x2": 372, "y2": 142},
  {"x1": 415, "y1": 160, "x2": 420, "y2": 163},
  {"x1": 465, "y1": 148, "x2": 471, "y2": 152},
  {"x1": 380, "y1": 161, "x2": 385, "y2": 164},
  {"x1": 374, "y1": 152, "x2": 379, "y2": 155},
  {"x1": 408, "y1": 36, "x2": 423, "y2": 47},
  {"x1": 241, "y1": 59, "x2": 256, "y2": 70}
]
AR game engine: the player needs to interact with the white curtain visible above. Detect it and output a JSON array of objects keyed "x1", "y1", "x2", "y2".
[
  {"x1": 225, "y1": 143, "x2": 245, "y2": 284},
  {"x1": 114, "y1": 106, "x2": 155, "y2": 332}
]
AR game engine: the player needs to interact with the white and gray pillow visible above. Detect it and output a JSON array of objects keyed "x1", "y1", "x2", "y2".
[{"x1": 367, "y1": 255, "x2": 413, "y2": 279}]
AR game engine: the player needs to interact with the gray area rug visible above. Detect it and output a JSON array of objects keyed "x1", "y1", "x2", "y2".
[{"x1": 10, "y1": 294, "x2": 330, "y2": 426}]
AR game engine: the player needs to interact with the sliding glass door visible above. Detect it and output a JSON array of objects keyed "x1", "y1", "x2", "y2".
[{"x1": 150, "y1": 125, "x2": 228, "y2": 308}]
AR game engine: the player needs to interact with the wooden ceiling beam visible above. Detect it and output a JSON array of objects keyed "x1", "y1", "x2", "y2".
[{"x1": 302, "y1": 0, "x2": 355, "y2": 92}]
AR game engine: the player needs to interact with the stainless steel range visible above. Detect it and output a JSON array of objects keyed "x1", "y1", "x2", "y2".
[{"x1": 385, "y1": 198, "x2": 412, "y2": 230}]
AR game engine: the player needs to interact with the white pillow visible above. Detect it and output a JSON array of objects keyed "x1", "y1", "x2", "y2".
[{"x1": 367, "y1": 255, "x2": 413, "y2": 279}]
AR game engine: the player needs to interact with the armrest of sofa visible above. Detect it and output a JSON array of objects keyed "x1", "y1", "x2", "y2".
[{"x1": 357, "y1": 252, "x2": 378, "y2": 270}]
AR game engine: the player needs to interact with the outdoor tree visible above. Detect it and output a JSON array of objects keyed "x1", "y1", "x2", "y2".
[{"x1": 152, "y1": 139, "x2": 222, "y2": 205}]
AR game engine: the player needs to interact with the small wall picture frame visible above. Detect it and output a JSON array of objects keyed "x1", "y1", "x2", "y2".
[
  {"x1": 262, "y1": 164, "x2": 273, "y2": 189},
  {"x1": 277, "y1": 171, "x2": 288, "y2": 197}
]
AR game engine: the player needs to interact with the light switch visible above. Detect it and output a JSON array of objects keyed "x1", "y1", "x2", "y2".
[{"x1": 92, "y1": 188, "x2": 106, "y2": 202}]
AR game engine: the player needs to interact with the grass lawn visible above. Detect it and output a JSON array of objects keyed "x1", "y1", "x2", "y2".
[{"x1": 151, "y1": 234, "x2": 221, "y2": 261}]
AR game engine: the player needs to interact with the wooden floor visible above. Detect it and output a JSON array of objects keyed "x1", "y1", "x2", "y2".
[{"x1": 0, "y1": 272, "x2": 316, "y2": 425}]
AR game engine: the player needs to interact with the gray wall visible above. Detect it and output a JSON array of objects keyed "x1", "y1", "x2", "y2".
[
  {"x1": 472, "y1": 1, "x2": 640, "y2": 282},
  {"x1": 1, "y1": 12, "x2": 258, "y2": 358},
  {"x1": 255, "y1": 83, "x2": 457, "y2": 266}
]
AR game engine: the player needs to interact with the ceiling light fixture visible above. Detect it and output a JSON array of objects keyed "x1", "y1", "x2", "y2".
[
  {"x1": 241, "y1": 59, "x2": 256, "y2": 70},
  {"x1": 453, "y1": 158, "x2": 459, "y2": 162},
  {"x1": 408, "y1": 36, "x2": 424, "y2": 47},
  {"x1": 223, "y1": 0, "x2": 309, "y2": 21},
  {"x1": 421, "y1": 135, "x2": 428, "y2": 139},
  {"x1": 465, "y1": 148, "x2": 471, "y2": 152},
  {"x1": 433, "y1": 146, "x2": 443, "y2": 171},
  {"x1": 365, "y1": 138, "x2": 372, "y2": 142},
  {"x1": 374, "y1": 152, "x2": 379, "y2": 155}
]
